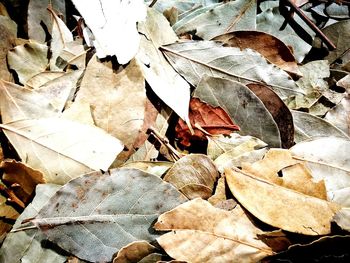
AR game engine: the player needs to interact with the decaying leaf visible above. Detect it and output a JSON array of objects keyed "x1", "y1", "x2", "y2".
[
  {"x1": 31, "y1": 168, "x2": 187, "y2": 263},
  {"x1": 1, "y1": 160, "x2": 45, "y2": 204},
  {"x1": 175, "y1": 97, "x2": 240, "y2": 147},
  {"x1": 0, "y1": 15, "x2": 16, "y2": 82},
  {"x1": 75, "y1": 55, "x2": 146, "y2": 162},
  {"x1": 7, "y1": 41, "x2": 49, "y2": 84},
  {"x1": 71, "y1": 0, "x2": 146, "y2": 63},
  {"x1": 0, "y1": 194, "x2": 19, "y2": 243},
  {"x1": 194, "y1": 75, "x2": 281, "y2": 147},
  {"x1": 0, "y1": 118, "x2": 124, "y2": 184},
  {"x1": 0, "y1": 184, "x2": 66, "y2": 263},
  {"x1": 155, "y1": 198, "x2": 273, "y2": 262},
  {"x1": 213, "y1": 31, "x2": 301, "y2": 75},
  {"x1": 174, "y1": 0, "x2": 257, "y2": 39},
  {"x1": 290, "y1": 137, "x2": 350, "y2": 207},
  {"x1": 113, "y1": 241, "x2": 157, "y2": 263},
  {"x1": 225, "y1": 167, "x2": 340, "y2": 235},
  {"x1": 164, "y1": 154, "x2": 219, "y2": 199}
]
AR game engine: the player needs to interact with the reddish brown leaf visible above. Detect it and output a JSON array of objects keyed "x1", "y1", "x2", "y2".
[{"x1": 175, "y1": 98, "x2": 239, "y2": 147}]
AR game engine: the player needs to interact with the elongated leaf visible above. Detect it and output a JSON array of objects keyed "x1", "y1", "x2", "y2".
[
  {"x1": 290, "y1": 137, "x2": 350, "y2": 207},
  {"x1": 155, "y1": 198, "x2": 273, "y2": 262},
  {"x1": 194, "y1": 75, "x2": 281, "y2": 147},
  {"x1": 32, "y1": 168, "x2": 187, "y2": 262},
  {"x1": 292, "y1": 110, "x2": 349, "y2": 143},
  {"x1": 161, "y1": 40, "x2": 302, "y2": 100},
  {"x1": 0, "y1": 184, "x2": 66, "y2": 263},
  {"x1": 174, "y1": 0, "x2": 256, "y2": 39},
  {"x1": 0, "y1": 118, "x2": 124, "y2": 184},
  {"x1": 163, "y1": 154, "x2": 219, "y2": 199},
  {"x1": 225, "y1": 167, "x2": 340, "y2": 235},
  {"x1": 71, "y1": 0, "x2": 146, "y2": 63},
  {"x1": 136, "y1": 8, "x2": 190, "y2": 124}
]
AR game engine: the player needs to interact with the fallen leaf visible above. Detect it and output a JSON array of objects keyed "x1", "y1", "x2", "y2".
[
  {"x1": 247, "y1": 83, "x2": 294, "y2": 148},
  {"x1": 155, "y1": 198, "x2": 273, "y2": 262},
  {"x1": 242, "y1": 149, "x2": 327, "y2": 199},
  {"x1": 0, "y1": 184, "x2": 66, "y2": 263},
  {"x1": 163, "y1": 154, "x2": 219, "y2": 199},
  {"x1": 113, "y1": 241, "x2": 157, "y2": 263},
  {"x1": 61, "y1": 99, "x2": 95, "y2": 125},
  {"x1": 194, "y1": 75, "x2": 281, "y2": 147},
  {"x1": 225, "y1": 167, "x2": 340, "y2": 235},
  {"x1": 7, "y1": 41, "x2": 49, "y2": 84},
  {"x1": 71, "y1": 0, "x2": 146, "y2": 63},
  {"x1": 213, "y1": 31, "x2": 301, "y2": 75},
  {"x1": 290, "y1": 137, "x2": 350, "y2": 207},
  {"x1": 122, "y1": 161, "x2": 172, "y2": 177},
  {"x1": 174, "y1": 0, "x2": 256, "y2": 39},
  {"x1": 333, "y1": 207, "x2": 350, "y2": 231},
  {"x1": 1, "y1": 159, "x2": 45, "y2": 204},
  {"x1": 0, "y1": 80, "x2": 58, "y2": 123},
  {"x1": 0, "y1": 193, "x2": 19, "y2": 243},
  {"x1": 175, "y1": 97, "x2": 240, "y2": 147},
  {"x1": 292, "y1": 110, "x2": 349, "y2": 143},
  {"x1": 31, "y1": 168, "x2": 188, "y2": 262},
  {"x1": 25, "y1": 71, "x2": 65, "y2": 89},
  {"x1": 136, "y1": 8, "x2": 191, "y2": 124},
  {"x1": 0, "y1": 15, "x2": 16, "y2": 81},
  {"x1": 208, "y1": 175, "x2": 227, "y2": 206},
  {"x1": 75, "y1": 56, "x2": 146, "y2": 162},
  {"x1": 0, "y1": 118, "x2": 124, "y2": 184},
  {"x1": 28, "y1": 0, "x2": 66, "y2": 42},
  {"x1": 161, "y1": 40, "x2": 302, "y2": 101}
]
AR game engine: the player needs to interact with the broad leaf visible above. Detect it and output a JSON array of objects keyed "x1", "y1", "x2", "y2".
[
  {"x1": 194, "y1": 75, "x2": 281, "y2": 147},
  {"x1": 75, "y1": 55, "x2": 146, "y2": 162},
  {"x1": 155, "y1": 198, "x2": 273, "y2": 262},
  {"x1": 225, "y1": 167, "x2": 340, "y2": 235},
  {"x1": 163, "y1": 154, "x2": 219, "y2": 199},
  {"x1": 0, "y1": 118, "x2": 124, "y2": 184},
  {"x1": 71, "y1": 0, "x2": 146, "y2": 63},
  {"x1": 136, "y1": 8, "x2": 191, "y2": 124},
  {"x1": 292, "y1": 110, "x2": 349, "y2": 143},
  {"x1": 174, "y1": 0, "x2": 256, "y2": 39},
  {"x1": 161, "y1": 40, "x2": 302, "y2": 100},
  {"x1": 0, "y1": 184, "x2": 66, "y2": 263},
  {"x1": 290, "y1": 137, "x2": 350, "y2": 207},
  {"x1": 32, "y1": 168, "x2": 188, "y2": 262}
]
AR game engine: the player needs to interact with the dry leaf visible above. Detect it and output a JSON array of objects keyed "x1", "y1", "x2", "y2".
[
  {"x1": 208, "y1": 175, "x2": 227, "y2": 206},
  {"x1": 0, "y1": 118, "x2": 124, "y2": 184},
  {"x1": 0, "y1": 194, "x2": 19, "y2": 243},
  {"x1": 175, "y1": 97, "x2": 240, "y2": 147},
  {"x1": 0, "y1": 15, "x2": 16, "y2": 82},
  {"x1": 225, "y1": 167, "x2": 340, "y2": 235},
  {"x1": 113, "y1": 241, "x2": 157, "y2": 263},
  {"x1": 164, "y1": 154, "x2": 219, "y2": 199},
  {"x1": 155, "y1": 198, "x2": 273, "y2": 262}
]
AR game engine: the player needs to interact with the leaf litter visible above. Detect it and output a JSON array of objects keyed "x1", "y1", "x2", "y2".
[{"x1": 0, "y1": 0, "x2": 350, "y2": 262}]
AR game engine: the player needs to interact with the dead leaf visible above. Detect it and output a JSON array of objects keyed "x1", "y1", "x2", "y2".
[
  {"x1": 164, "y1": 154, "x2": 219, "y2": 199},
  {"x1": 122, "y1": 161, "x2": 172, "y2": 177},
  {"x1": 0, "y1": 193, "x2": 19, "y2": 243},
  {"x1": 213, "y1": 31, "x2": 301, "y2": 75},
  {"x1": 208, "y1": 175, "x2": 227, "y2": 206},
  {"x1": 113, "y1": 241, "x2": 157, "y2": 263},
  {"x1": 175, "y1": 97, "x2": 240, "y2": 147},
  {"x1": 0, "y1": 15, "x2": 16, "y2": 82},
  {"x1": 1, "y1": 159, "x2": 45, "y2": 204},
  {"x1": 0, "y1": 118, "x2": 124, "y2": 184},
  {"x1": 155, "y1": 198, "x2": 273, "y2": 262},
  {"x1": 225, "y1": 167, "x2": 340, "y2": 235}
]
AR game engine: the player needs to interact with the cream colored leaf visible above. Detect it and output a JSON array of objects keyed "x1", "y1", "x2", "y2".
[
  {"x1": 0, "y1": 80, "x2": 58, "y2": 123},
  {"x1": 26, "y1": 72, "x2": 65, "y2": 89},
  {"x1": 7, "y1": 41, "x2": 48, "y2": 84},
  {"x1": 333, "y1": 207, "x2": 350, "y2": 231},
  {"x1": 136, "y1": 8, "x2": 190, "y2": 124},
  {"x1": 208, "y1": 176, "x2": 227, "y2": 206},
  {"x1": 71, "y1": 0, "x2": 146, "y2": 63},
  {"x1": 163, "y1": 154, "x2": 219, "y2": 199},
  {"x1": 113, "y1": 241, "x2": 157, "y2": 263},
  {"x1": 155, "y1": 198, "x2": 273, "y2": 263},
  {"x1": 62, "y1": 99, "x2": 94, "y2": 126},
  {"x1": 0, "y1": 15, "x2": 16, "y2": 82},
  {"x1": 225, "y1": 167, "x2": 340, "y2": 235},
  {"x1": 122, "y1": 161, "x2": 172, "y2": 177},
  {"x1": 75, "y1": 55, "x2": 146, "y2": 161},
  {"x1": 0, "y1": 118, "x2": 123, "y2": 184}
]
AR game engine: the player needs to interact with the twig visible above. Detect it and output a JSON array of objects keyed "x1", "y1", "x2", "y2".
[
  {"x1": 280, "y1": 0, "x2": 336, "y2": 50},
  {"x1": 149, "y1": 0, "x2": 158, "y2": 8}
]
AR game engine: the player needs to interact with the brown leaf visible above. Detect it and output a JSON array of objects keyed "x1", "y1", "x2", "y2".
[
  {"x1": 213, "y1": 31, "x2": 301, "y2": 75},
  {"x1": 163, "y1": 154, "x2": 219, "y2": 199},
  {"x1": 113, "y1": 240, "x2": 157, "y2": 263},
  {"x1": 0, "y1": 194, "x2": 19, "y2": 243},
  {"x1": 155, "y1": 198, "x2": 273, "y2": 262},
  {"x1": 225, "y1": 167, "x2": 340, "y2": 235},
  {"x1": 1, "y1": 159, "x2": 45, "y2": 204},
  {"x1": 0, "y1": 15, "x2": 16, "y2": 82},
  {"x1": 175, "y1": 97, "x2": 239, "y2": 147}
]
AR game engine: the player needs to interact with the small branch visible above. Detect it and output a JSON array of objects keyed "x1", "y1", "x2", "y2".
[
  {"x1": 0, "y1": 184, "x2": 25, "y2": 208},
  {"x1": 281, "y1": 0, "x2": 336, "y2": 50}
]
